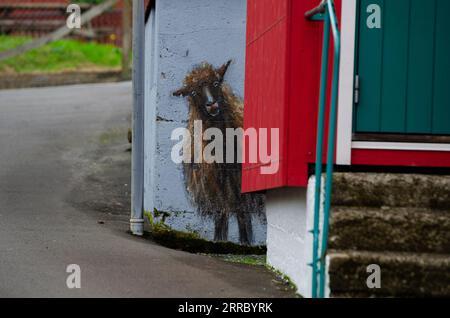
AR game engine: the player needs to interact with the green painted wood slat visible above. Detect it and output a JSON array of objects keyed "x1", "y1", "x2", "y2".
[{"x1": 355, "y1": 0, "x2": 450, "y2": 136}]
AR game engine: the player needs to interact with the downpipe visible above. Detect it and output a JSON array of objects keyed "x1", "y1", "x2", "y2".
[{"x1": 130, "y1": 0, "x2": 145, "y2": 236}]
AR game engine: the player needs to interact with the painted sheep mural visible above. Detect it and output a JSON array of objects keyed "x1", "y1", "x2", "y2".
[
  {"x1": 173, "y1": 61, "x2": 264, "y2": 245},
  {"x1": 143, "y1": 0, "x2": 266, "y2": 245}
]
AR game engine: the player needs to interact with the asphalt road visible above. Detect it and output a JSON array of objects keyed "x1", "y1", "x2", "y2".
[{"x1": 0, "y1": 82, "x2": 294, "y2": 298}]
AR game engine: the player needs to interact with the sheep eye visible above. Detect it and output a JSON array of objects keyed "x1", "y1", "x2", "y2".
[
  {"x1": 191, "y1": 91, "x2": 197, "y2": 97},
  {"x1": 213, "y1": 81, "x2": 220, "y2": 88}
]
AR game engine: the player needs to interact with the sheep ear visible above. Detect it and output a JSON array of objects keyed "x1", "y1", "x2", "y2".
[
  {"x1": 216, "y1": 60, "x2": 232, "y2": 79},
  {"x1": 173, "y1": 87, "x2": 189, "y2": 97}
]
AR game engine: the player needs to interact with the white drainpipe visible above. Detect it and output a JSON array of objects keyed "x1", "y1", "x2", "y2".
[{"x1": 130, "y1": 0, "x2": 145, "y2": 236}]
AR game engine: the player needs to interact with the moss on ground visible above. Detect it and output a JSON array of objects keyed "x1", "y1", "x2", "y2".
[
  {"x1": 207, "y1": 254, "x2": 266, "y2": 266},
  {"x1": 143, "y1": 209, "x2": 266, "y2": 255},
  {"x1": 266, "y1": 265, "x2": 299, "y2": 295},
  {"x1": 99, "y1": 127, "x2": 129, "y2": 145},
  {"x1": 145, "y1": 227, "x2": 266, "y2": 255}
]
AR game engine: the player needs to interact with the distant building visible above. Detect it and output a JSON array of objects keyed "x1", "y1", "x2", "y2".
[{"x1": 0, "y1": 0, "x2": 127, "y2": 46}]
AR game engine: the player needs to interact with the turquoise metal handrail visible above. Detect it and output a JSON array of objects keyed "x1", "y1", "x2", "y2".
[{"x1": 305, "y1": 0, "x2": 341, "y2": 298}]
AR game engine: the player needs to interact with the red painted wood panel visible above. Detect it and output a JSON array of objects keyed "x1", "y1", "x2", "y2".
[
  {"x1": 246, "y1": 0, "x2": 289, "y2": 44},
  {"x1": 352, "y1": 149, "x2": 450, "y2": 168},
  {"x1": 242, "y1": 0, "x2": 290, "y2": 192},
  {"x1": 286, "y1": 0, "x2": 323, "y2": 187},
  {"x1": 243, "y1": 0, "x2": 343, "y2": 192}
]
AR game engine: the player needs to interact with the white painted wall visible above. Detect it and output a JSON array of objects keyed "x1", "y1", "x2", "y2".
[
  {"x1": 143, "y1": 0, "x2": 266, "y2": 245},
  {"x1": 266, "y1": 177, "x2": 327, "y2": 298}
]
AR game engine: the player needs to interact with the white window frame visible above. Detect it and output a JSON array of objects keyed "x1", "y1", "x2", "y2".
[
  {"x1": 336, "y1": 0, "x2": 357, "y2": 165},
  {"x1": 336, "y1": 0, "x2": 450, "y2": 166}
]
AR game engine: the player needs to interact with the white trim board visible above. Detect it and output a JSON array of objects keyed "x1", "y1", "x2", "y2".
[
  {"x1": 352, "y1": 142, "x2": 450, "y2": 152},
  {"x1": 336, "y1": 0, "x2": 357, "y2": 165}
]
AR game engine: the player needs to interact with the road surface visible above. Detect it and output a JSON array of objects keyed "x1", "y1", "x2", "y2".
[{"x1": 0, "y1": 82, "x2": 294, "y2": 298}]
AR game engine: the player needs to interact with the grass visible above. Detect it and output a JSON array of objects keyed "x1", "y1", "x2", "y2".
[
  {"x1": 208, "y1": 254, "x2": 267, "y2": 266},
  {"x1": 0, "y1": 36, "x2": 122, "y2": 74}
]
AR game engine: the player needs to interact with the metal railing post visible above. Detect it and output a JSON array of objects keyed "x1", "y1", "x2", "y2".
[
  {"x1": 319, "y1": 0, "x2": 341, "y2": 297},
  {"x1": 305, "y1": 0, "x2": 340, "y2": 298},
  {"x1": 311, "y1": 9, "x2": 330, "y2": 299}
]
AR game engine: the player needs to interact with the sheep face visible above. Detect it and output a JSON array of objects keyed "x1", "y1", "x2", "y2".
[{"x1": 173, "y1": 60, "x2": 232, "y2": 120}]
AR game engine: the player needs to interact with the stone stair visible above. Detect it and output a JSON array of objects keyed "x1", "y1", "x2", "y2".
[{"x1": 328, "y1": 173, "x2": 450, "y2": 298}]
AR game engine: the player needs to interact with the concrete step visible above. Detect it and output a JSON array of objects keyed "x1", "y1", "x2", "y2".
[
  {"x1": 329, "y1": 206, "x2": 450, "y2": 254},
  {"x1": 332, "y1": 173, "x2": 450, "y2": 210},
  {"x1": 328, "y1": 250, "x2": 450, "y2": 297}
]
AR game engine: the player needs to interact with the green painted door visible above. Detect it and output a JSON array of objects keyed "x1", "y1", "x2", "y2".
[{"x1": 355, "y1": 0, "x2": 450, "y2": 135}]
